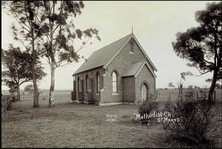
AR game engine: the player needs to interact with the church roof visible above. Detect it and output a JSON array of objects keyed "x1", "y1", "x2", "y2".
[
  {"x1": 73, "y1": 33, "x2": 157, "y2": 75},
  {"x1": 122, "y1": 61, "x2": 144, "y2": 77},
  {"x1": 74, "y1": 34, "x2": 132, "y2": 75},
  {"x1": 122, "y1": 61, "x2": 156, "y2": 78}
]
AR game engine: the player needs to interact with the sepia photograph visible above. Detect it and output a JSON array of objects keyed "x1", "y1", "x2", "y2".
[{"x1": 1, "y1": 1, "x2": 222, "y2": 148}]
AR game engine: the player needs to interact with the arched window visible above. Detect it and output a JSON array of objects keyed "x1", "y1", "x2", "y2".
[
  {"x1": 78, "y1": 77, "x2": 81, "y2": 92},
  {"x1": 141, "y1": 83, "x2": 148, "y2": 101},
  {"x1": 97, "y1": 73, "x2": 100, "y2": 93},
  {"x1": 112, "y1": 71, "x2": 118, "y2": 93},
  {"x1": 86, "y1": 75, "x2": 90, "y2": 92}
]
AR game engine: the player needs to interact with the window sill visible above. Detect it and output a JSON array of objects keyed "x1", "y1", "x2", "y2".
[{"x1": 129, "y1": 52, "x2": 134, "y2": 54}]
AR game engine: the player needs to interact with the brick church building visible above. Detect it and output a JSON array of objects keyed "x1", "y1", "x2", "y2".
[{"x1": 72, "y1": 33, "x2": 157, "y2": 105}]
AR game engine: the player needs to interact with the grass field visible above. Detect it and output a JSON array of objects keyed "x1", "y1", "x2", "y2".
[{"x1": 1, "y1": 90, "x2": 222, "y2": 148}]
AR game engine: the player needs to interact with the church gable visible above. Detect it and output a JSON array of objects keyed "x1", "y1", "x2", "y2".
[
  {"x1": 105, "y1": 35, "x2": 156, "y2": 78},
  {"x1": 104, "y1": 34, "x2": 157, "y2": 74}
]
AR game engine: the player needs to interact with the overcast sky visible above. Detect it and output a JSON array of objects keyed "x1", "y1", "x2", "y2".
[{"x1": 2, "y1": 1, "x2": 219, "y2": 90}]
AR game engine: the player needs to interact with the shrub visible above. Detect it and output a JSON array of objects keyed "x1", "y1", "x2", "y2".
[
  {"x1": 138, "y1": 94, "x2": 158, "y2": 125},
  {"x1": 6, "y1": 99, "x2": 12, "y2": 111},
  {"x1": 163, "y1": 90, "x2": 214, "y2": 148},
  {"x1": 164, "y1": 97, "x2": 174, "y2": 112},
  {"x1": 11, "y1": 94, "x2": 19, "y2": 102},
  {"x1": 1, "y1": 95, "x2": 13, "y2": 112},
  {"x1": 184, "y1": 88, "x2": 196, "y2": 101}
]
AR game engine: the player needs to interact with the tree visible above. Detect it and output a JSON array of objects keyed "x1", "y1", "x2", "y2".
[
  {"x1": 178, "y1": 72, "x2": 192, "y2": 98},
  {"x1": 168, "y1": 82, "x2": 175, "y2": 89},
  {"x1": 24, "y1": 84, "x2": 34, "y2": 95},
  {"x1": 2, "y1": 45, "x2": 46, "y2": 101},
  {"x1": 39, "y1": 1, "x2": 101, "y2": 107},
  {"x1": 187, "y1": 85, "x2": 193, "y2": 89},
  {"x1": 194, "y1": 86, "x2": 200, "y2": 90},
  {"x1": 215, "y1": 83, "x2": 221, "y2": 89},
  {"x1": 172, "y1": 2, "x2": 222, "y2": 101},
  {"x1": 3, "y1": 1, "x2": 48, "y2": 107},
  {"x1": 24, "y1": 84, "x2": 43, "y2": 95}
]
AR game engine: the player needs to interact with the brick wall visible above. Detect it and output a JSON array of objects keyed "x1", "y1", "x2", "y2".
[
  {"x1": 74, "y1": 68, "x2": 105, "y2": 104},
  {"x1": 101, "y1": 38, "x2": 155, "y2": 104},
  {"x1": 135, "y1": 64, "x2": 156, "y2": 104},
  {"x1": 123, "y1": 77, "x2": 136, "y2": 103}
]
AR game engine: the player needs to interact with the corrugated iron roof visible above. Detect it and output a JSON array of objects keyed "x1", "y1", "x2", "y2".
[{"x1": 74, "y1": 34, "x2": 132, "y2": 75}]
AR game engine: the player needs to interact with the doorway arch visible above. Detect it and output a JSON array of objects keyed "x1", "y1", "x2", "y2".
[{"x1": 141, "y1": 83, "x2": 148, "y2": 102}]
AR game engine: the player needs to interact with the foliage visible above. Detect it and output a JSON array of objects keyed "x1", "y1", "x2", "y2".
[
  {"x1": 163, "y1": 90, "x2": 214, "y2": 148},
  {"x1": 172, "y1": 2, "x2": 222, "y2": 100},
  {"x1": 183, "y1": 88, "x2": 196, "y2": 101},
  {"x1": 2, "y1": 45, "x2": 46, "y2": 83},
  {"x1": 187, "y1": 85, "x2": 193, "y2": 89},
  {"x1": 2, "y1": 1, "x2": 48, "y2": 108},
  {"x1": 2, "y1": 45, "x2": 46, "y2": 100},
  {"x1": 168, "y1": 82, "x2": 175, "y2": 89},
  {"x1": 32, "y1": 1, "x2": 101, "y2": 107},
  {"x1": 164, "y1": 97, "x2": 174, "y2": 112},
  {"x1": 138, "y1": 94, "x2": 158, "y2": 124},
  {"x1": 38, "y1": 1, "x2": 101, "y2": 66},
  {"x1": 24, "y1": 84, "x2": 43, "y2": 95},
  {"x1": 24, "y1": 84, "x2": 34, "y2": 94},
  {"x1": 215, "y1": 83, "x2": 221, "y2": 89},
  {"x1": 1, "y1": 95, "x2": 13, "y2": 112},
  {"x1": 3, "y1": 1, "x2": 101, "y2": 107}
]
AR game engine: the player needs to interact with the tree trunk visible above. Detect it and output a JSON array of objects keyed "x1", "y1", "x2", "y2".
[
  {"x1": 17, "y1": 85, "x2": 20, "y2": 101},
  {"x1": 49, "y1": 63, "x2": 55, "y2": 107},
  {"x1": 48, "y1": 2, "x2": 56, "y2": 108},
  {"x1": 208, "y1": 68, "x2": 218, "y2": 101},
  {"x1": 31, "y1": 21, "x2": 39, "y2": 108}
]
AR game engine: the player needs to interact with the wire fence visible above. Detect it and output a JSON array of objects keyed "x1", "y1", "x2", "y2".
[{"x1": 156, "y1": 89, "x2": 222, "y2": 102}]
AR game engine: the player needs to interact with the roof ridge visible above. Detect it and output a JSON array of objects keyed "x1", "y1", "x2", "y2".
[{"x1": 95, "y1": 33, "x2": 132, "y2": 53}]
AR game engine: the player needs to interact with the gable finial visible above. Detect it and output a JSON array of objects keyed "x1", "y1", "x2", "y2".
[{"x1": 132, "y1": 25, "x2": 133, "y2": 34}]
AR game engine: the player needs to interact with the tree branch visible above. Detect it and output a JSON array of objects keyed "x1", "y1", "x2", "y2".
[
  {"x1": 192, "y1": 70, "x2": 211, "y2": 78},
  {"x1": 76, "y1": 38, "x2": 91, "y2": 53},
  {"x1": 203, "y1": 59, "x2": 214, "y2": 65},
  {"x1": 19, "y1": 79, "x2": 31, "y2": 86},
  {"x1": 55, "y1": 62, "x2": 71, "y2": 68},
  {"x1": 11, "y1": 12, "x2": 30, "y2": 33},
  {"x1": 35, "y1": 14, "x2": 51, "y2": 41},
  {"x1": 19, "y1": 39, "x2": 29, "y2": 50}
]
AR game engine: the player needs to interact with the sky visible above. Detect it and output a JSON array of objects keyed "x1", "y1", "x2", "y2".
[{"x1": 1, "y1": 1, "x2": 220, "y2": 90}]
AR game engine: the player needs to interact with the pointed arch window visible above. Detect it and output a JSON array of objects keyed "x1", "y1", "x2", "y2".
[
  {"x1": 112, "y1": 71, "x2": 118, "y2": 93},
  {"x1": 130, "y1": 42, "x2": 134, "y2": 53},
  {"x1": 86, "y1": 75, "x2": 90, "y2": 92},
  {"x1": 78, "y1": 77, "x2": 81, "y2": 92}
]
